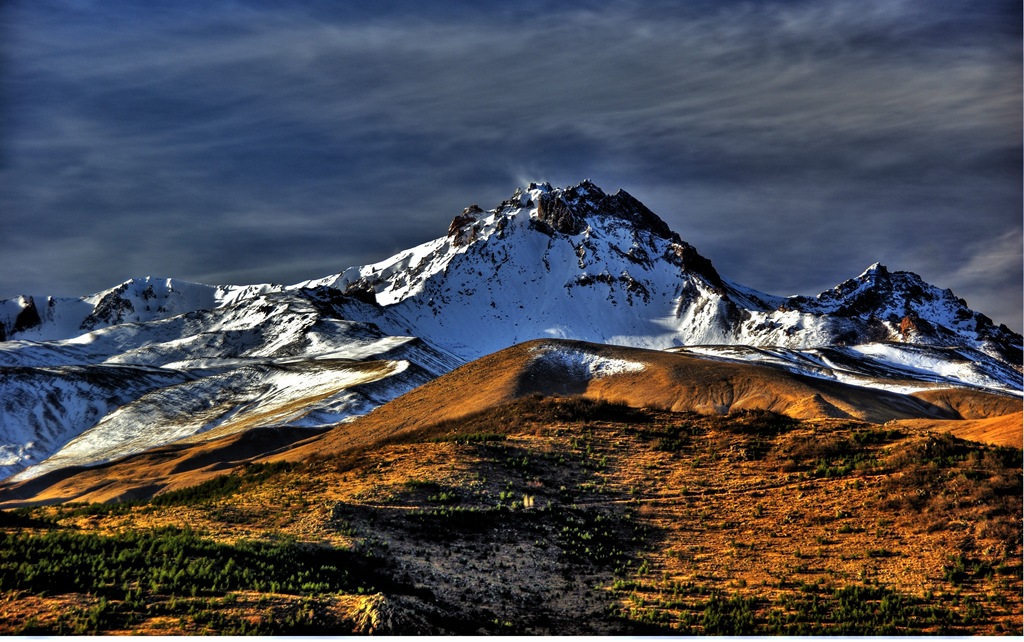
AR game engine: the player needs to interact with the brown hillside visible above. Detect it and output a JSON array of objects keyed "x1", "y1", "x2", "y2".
[
  {"x1": 910, "y1": 388, "x2": 1021, "y2": 420},
  {"x1": 0, "y1": 425, "x2": 326, "y2": 508},
  {"x1": 1, "y1": 396, "x2": 1020, "y2": 635},
  {"x1": 288, "y1": 339, "x2": 1018, "y2": 459},
  {"x1": 894, "y1": 411, "x2": 1023, "y2": 449}
]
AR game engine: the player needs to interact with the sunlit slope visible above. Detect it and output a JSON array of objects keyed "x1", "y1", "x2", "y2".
[
  {"x1": 10, "y1": 358, "x2": 426, "y2": 483},
  {"x1": 0, "y1": 425, "x2": 319, "y2": 507},
  {"x1": 0, "y1": 181, "x2": 1018, "y2": 488},
  {"x1": 290, "y1": 339, "x2": 1020, "y2": 459},
  {"x1": 893, "y1": 412, "x2": 1023, "y2": 449}
]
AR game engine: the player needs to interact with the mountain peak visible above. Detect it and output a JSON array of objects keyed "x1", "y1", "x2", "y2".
[
  {"x1": 507, "y1": 181, "x2": 683, "y2": 243},
  {"x1": 2, "y1": 180, "x2": 1022, "y2": 488},
  {"x1": 445, "y1": 180, "x2": 685, "y2": 250},
  {"x1": 859, "y1": 262, "x2": 889, "y2": 279}
]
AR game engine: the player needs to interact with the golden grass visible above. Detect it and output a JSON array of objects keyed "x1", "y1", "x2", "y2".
[
  {"x1": 4, "y1": 398, "x2": 1019, "y2": 634},
  {"x1": 895, "y1": 411, "x2": 1023, "y2": 449},
  {"x1": 288, "y1": 338, "x2": 1020, "y2": 461}
]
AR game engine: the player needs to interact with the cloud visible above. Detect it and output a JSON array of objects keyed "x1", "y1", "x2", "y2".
[
  {"x1": 929, "y1": 230, "x2": 1024, "y2": 331},
  {"x1": 950, "y1": 231, "x2": 1024, "y2": 285},
  {"x1": 1, "y1": 0, "x2": 1020, "y2": 331}
]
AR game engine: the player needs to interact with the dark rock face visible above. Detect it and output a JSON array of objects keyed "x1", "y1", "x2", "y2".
[
  {"x1": 536, "y1": 192, "x2": 584, "y2": 235},
  {"x1": 899, "y1": 315, "x2": 918, "y2": 338},
  {"x1": 784, "y1": 264, "x2": 1023, "y2": 365},
  {"x1": 543, "y1": 181, "x2": 683, "y2": 242},
  {"x1": 12, "y1": 297, "x2": 42, "y2": 334},
  {"x1": 664, "y1": 242, "x2": 725, "y2": 292},
  {"x1": 570, "y1": 272, "x2": 652, "y2": 304},
  {"x1": 81, "y1": 285, "x2": 135, "y2": 331},
  {"x1": 601, "y1": 189, "x2": 682, "y2": 244},
  {"x1": 527, "y1": 181, "x2": 687, "y2": 248},
  {"x1": 342, "y1": 280, "x2": 379, "y2": 306}
]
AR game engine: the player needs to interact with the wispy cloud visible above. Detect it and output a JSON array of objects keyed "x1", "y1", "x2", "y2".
[
  {"x1": 2, "y1": 0, "x2": 1020, "y2": 330},
  {"x1": 932, "y1": 230, "x2": 1024, "y2": 328}
]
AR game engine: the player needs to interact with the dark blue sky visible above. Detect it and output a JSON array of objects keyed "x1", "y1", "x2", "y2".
[{"x1": 2, "y1": 0, "x2": 1021, "y2": 331}]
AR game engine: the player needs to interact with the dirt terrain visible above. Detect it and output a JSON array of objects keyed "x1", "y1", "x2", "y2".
[{"x1": 0, "y1": 392, "x2": 1020, "y2": 635}]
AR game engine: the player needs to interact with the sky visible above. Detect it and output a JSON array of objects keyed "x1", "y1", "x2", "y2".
[{"x1": 2, "y1": 0, "x2": 1021, "y2": 332}]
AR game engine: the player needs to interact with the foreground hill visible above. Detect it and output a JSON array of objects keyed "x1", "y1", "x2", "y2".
[
  {"x1": 0, "y1": 393, "x2": 1019, "y2": 634},
  {"x1": 2, "y1": 339, "x2": 1018, "y2": 508},
  {"x1": 289, "y1": 339, "x2": 1022, "y2": 460}
]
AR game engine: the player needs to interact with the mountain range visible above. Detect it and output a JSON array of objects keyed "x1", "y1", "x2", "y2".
[{"x1": 1, "y1": 180, "x2": 1020, "y2": 490}]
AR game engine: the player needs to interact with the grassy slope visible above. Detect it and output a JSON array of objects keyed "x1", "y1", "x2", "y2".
[
  {"x1": 0, "y1": 397, "x2": 1020, "y2": 635},
  {"x1": 287, "y1": 338, "x2": 1022, "y2": 459}
]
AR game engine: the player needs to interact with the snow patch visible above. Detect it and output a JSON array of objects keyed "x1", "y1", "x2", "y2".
[{"x1": 529, "y1": 344, "x2": 646, "y2": 380}]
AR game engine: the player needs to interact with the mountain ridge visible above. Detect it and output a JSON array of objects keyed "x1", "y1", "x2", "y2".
[
  {"x1": 293, "y1": 181, "x2": 1019, "y2": 362},
  {"x1": 283, "y1": 338, "x2": 1021, "y2": 466},
  {"x1": 3, "y1": 181, "x2": 1018, "y2": 363}
]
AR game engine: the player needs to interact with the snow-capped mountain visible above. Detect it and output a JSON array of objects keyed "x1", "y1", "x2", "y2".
[
  {"x1": 300, "y1": 181, "x2": 1020, "y2": 365},
  {"x1": 0, "y1": 277, "x2": 279, "y2": 343},
  {"x1": 0, "y1": 287, "x2": 461, "y2": 481},
  {"x1": 1, "y1": 180, "x2": 1020, "y2": 482}
]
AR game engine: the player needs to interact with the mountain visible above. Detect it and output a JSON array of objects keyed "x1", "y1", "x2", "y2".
[
  {"x1": 2, "y1": 337, "x2": 1020, "y2": 508},
  {"x1": 0, "y1": 278, "x2": 278, "y2": 343},
  {"x1": 287, "y1": 339, "x2": 1021, "y2": 465},
  {"x1": 2, "y1": 181, "x2": 1020, "y2": 636},
  {"x1": 0, "y1": 181, "x2": 1020, "y2": 483},
  {"x1": 299, "y1": 181, "x2": 1020, "y2": 364}
]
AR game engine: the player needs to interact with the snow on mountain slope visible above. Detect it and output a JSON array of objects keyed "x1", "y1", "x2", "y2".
[
  {"x1": 300, "y1": 181, "x2": 1021, "y2": 370},
  {"x1": 11, "y1": 357, "x2": 440, "y2": 483},
  {"x1": 527, "y1": 342, "x2": 647, "y2": 380},
  {"x1": 0, "y1": 277, "x2": 278, "y2": 343},
  {"x1": 0, "y1": 364, "x2": 193, "y2": 480},
  {"x1": 299, "y1": 181, "x2": 776, "y2": 357},
  {"x1": 675, "y1": 343, "x2": 1022, "y2": 396},
  {"x1": 788, "y1": 263, "x2": 1021, "y2": 364},
  {"x1": 1, "y1": 288, "x2": 462, "y2": 481},
  {"x1": 0, "y1": 288, "x2": 437, "y2": 370}
]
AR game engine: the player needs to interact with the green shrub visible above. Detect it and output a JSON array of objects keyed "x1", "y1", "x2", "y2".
[{"x1": 0, "y1": 526, "x2": 383, "y2": 602}]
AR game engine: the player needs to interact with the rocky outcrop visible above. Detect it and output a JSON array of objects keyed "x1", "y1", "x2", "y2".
[
  {"x1": 448, "y1": 205, "x2": 485, "y2": 247},
  {"x1": 80, "y1": 283, "x2": 136, "y2": 331},
  {"x1": 529, "y1": 180, "x2": 682, "y2": 243},
  {"x1": 665, "y1": 241, "x2": 725, "y2": 292},
  {"x1": 12, "y1": 297, "x2": 42, "y2": 334},
  {"x1": 347, "y1": 593, "x2": 439, "y2": 635},
  {"x1": 535, "y1": 191, "x2": 584, "y2": 235}
]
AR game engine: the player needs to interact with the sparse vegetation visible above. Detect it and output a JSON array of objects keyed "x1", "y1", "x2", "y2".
[
  {"x1": 57, "y1": 461, "x2": 299, "y2": 518},
  {"x1": 0, "y1": 525, "x2": 390, "y2": 634},
  {"x1": 1, "y1": 398, "x2": 1019, "y2": 635}
]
